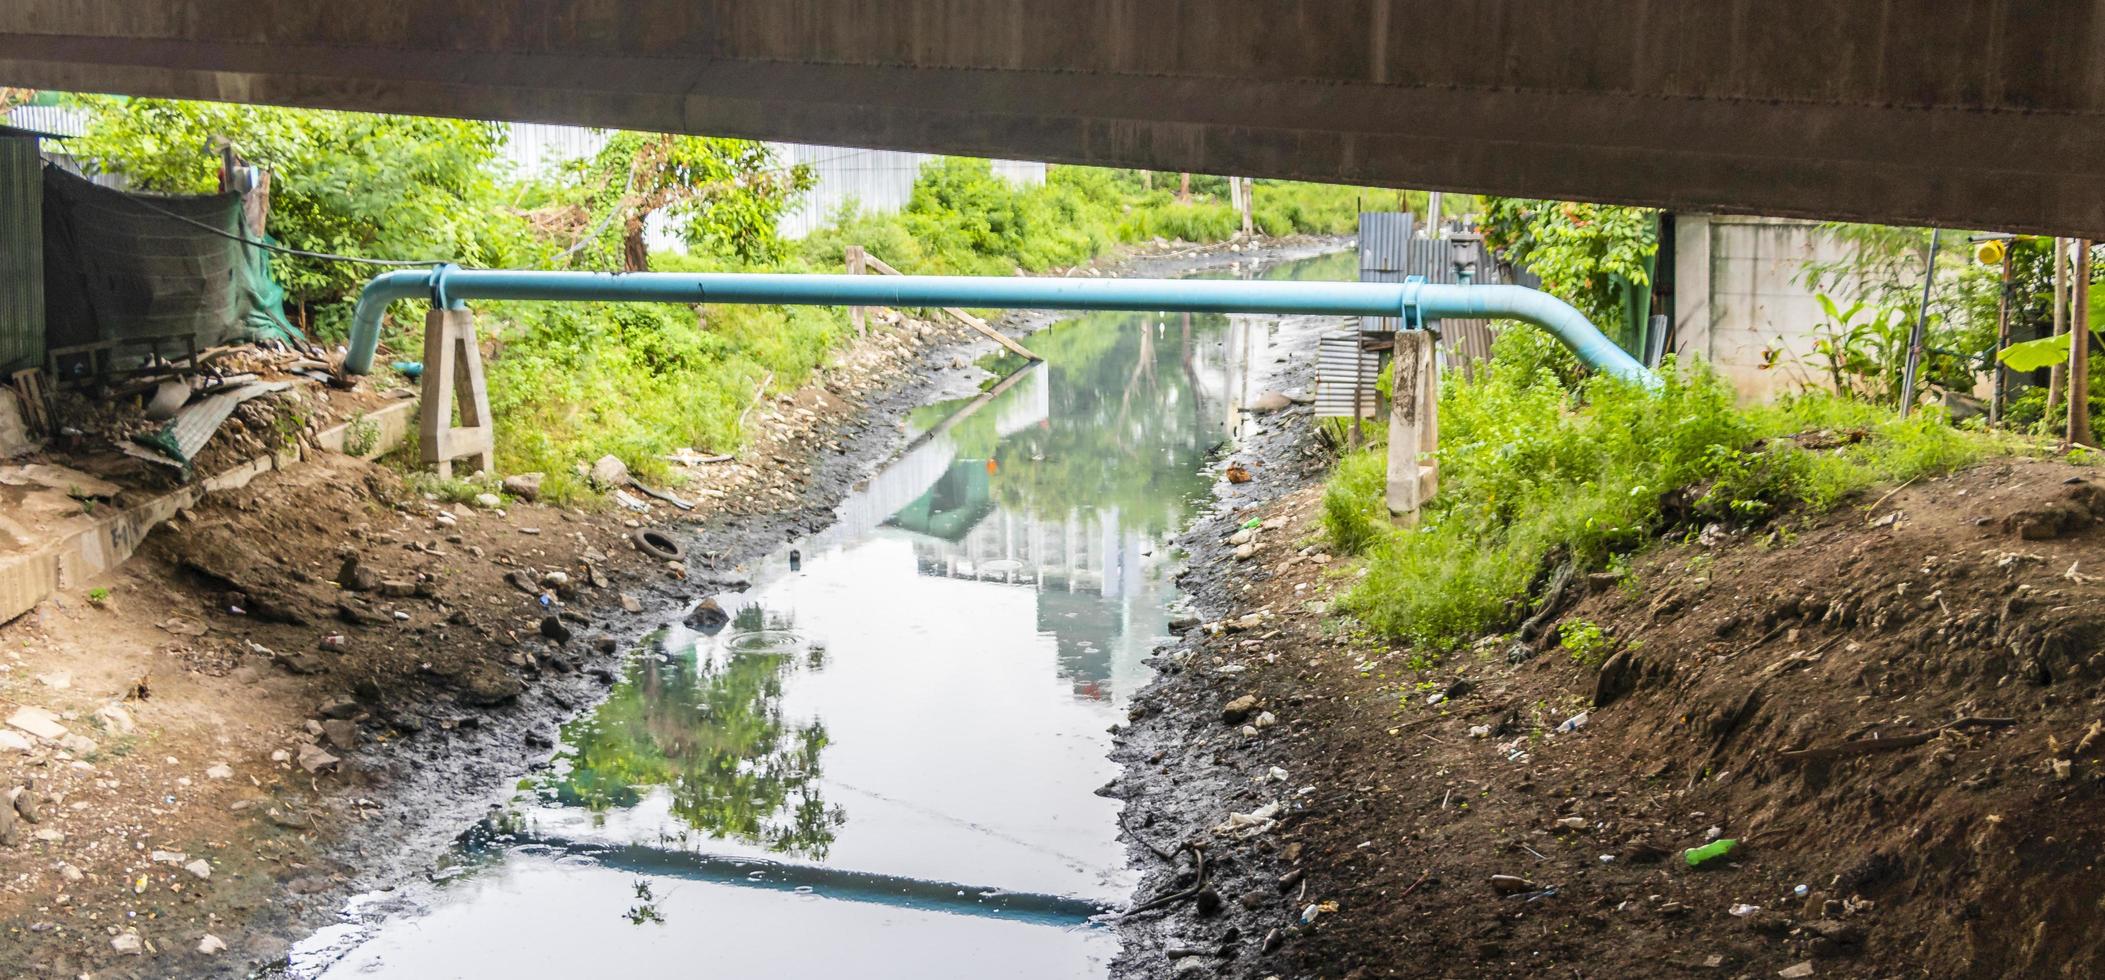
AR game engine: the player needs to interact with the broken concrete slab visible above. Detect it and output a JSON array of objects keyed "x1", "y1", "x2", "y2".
[{"x1": 5, "y1": 706, "x2": 66, "y2": 741}]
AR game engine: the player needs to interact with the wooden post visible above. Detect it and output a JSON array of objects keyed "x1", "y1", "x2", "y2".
[
  {"x1": 2073, "y1": 241, "x2": 2095, "y2": 447},
  {"x1": 2049, "y1": 237, "x2": 2069, "y2": 419},
  {"x1": 1991, "y1": 243, "x2": 2014, "y2": 425},
  {"x1": 1385, "y1": 329, "x2": 1438, "y2": 523},
  {"x1": 844, "y1": 245, "x2": 868, "y2": 336},
  {"x1": 420, "y1": 307, "x2": 495, "y2": 479}
]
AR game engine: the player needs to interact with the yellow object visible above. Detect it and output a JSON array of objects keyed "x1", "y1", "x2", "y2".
[{"x1": 1975, "y1": 239, "x2": 2007, "y2": 266}]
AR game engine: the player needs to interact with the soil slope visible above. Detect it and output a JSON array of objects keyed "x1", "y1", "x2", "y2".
[{"x1": 1121, "y1": 445, "x2": 2105, "y2": 979}]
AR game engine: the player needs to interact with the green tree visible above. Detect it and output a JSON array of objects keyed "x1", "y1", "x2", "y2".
[
  {"x1": 1479, "y1": 197, "x2": 1659, "y2": 338},
  {"x1": 550, "y1": 132, "x2": 812, "y2": 271},
  {"x1": 68, "y1": 96, "x2": 521, "y2": 312}
]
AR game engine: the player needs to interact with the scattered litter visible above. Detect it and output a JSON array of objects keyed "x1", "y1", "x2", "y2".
[
  {"x1": 1684, "y1": 838, "x2": 1739, "y2": 868},
  {"x1": 1212, "y1": 801, "x2": 1283, "y2": 837},
  {"x1": 1265, "y1": 766, "x2": 1290, "y2": 783},
  {"x1": 1556, "y1": 711, "x2": 1589, "y2": 733},
  {"x1": 1488, "y1": 874, "x2": 1536, "y2": 896},
  {"x1": 629, "y1": 478, "x2": 696, "y2": 511},
  {"x1": 1729, "y1": 903, "x2": 1762, "y2": 917}
]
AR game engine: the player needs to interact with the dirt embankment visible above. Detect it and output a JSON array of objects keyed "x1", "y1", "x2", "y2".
[{"x1": 1118, "y1": 413, "x2": 2105, "y2": 976}]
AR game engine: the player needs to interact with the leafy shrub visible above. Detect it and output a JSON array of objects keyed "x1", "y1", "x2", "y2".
[
  {"x1": 1558, "y1": 619, "x2": 1616, "y2": 667},
  {"x1": 1330, "y1": 327, "x2": 1990, "y2": 653}
]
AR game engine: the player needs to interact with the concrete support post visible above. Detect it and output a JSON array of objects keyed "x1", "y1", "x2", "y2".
[
  {"x1": 844, "y1": 244, "x2": 868, "y2": 336},
  {"x1": 1385, "y1": 329, "x2": 1438, "y2": 523},
  {"x1": 419, "y1": 307, "x2": 495, "y2": 479}
]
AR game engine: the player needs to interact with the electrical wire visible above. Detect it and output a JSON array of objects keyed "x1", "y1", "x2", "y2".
[
  {"x1": 96, "y1": 189, "x2": 447, "y2": 268},
  {"x1": 52, "y1": 135, "x2": 447, "y2": 268}
]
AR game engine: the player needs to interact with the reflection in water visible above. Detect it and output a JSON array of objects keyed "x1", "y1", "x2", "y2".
[
  {"x1": 889, "y1": 303, "x2": 1243, "y2": 700},
  {"x1": 541, "y1": 616, "x2": 844, "y2": 860},
  {"x1": 299, "y1": 251, "x2": 1354, "y2": 980}
]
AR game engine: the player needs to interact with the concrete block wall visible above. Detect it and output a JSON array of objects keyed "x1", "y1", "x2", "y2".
[{"x1": 1672, "y1": 214, "x2": 1858, "y2": 403}]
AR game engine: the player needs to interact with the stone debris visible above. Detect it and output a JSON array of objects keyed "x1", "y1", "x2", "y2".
[
  {"x1": 502, "y1": 472, "x2": 544, "y2": 501},
  {"x1": 6, "y1": 706, "x2": 66, "y2": 741},
  {"x1": 198, "y1": 933, "x2": 228, "y2": 955},
  {"x1": 184, "y1": 859, "x2": 212, "y2": 880},
  {"x1": 590, "y1": 454, "x2": 630, "y2": 489},
  {"x1": 297, "y1": 742, "x2": 340, "y2": 773},
  {"x1": 93, "y1": 703, "x2": 136, "y2": 735}
]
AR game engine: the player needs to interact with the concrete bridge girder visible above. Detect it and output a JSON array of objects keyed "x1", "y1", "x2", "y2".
[{"x1": 2, "y1": 2, "x2": 2102, "y2": 236}]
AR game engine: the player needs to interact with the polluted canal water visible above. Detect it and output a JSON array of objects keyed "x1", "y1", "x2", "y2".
[{"x1": 291, "y1": 251, "x2": 1354, "y2": 978}]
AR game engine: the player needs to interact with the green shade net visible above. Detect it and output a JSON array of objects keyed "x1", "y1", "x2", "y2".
[{"x1": 41, "y1": 165, "x2": 300, "y2": 373}]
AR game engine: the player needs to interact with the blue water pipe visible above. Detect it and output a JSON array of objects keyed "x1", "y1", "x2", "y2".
[{"x1": 343, "y1": 266, "x2": 1656, "y2": 386}]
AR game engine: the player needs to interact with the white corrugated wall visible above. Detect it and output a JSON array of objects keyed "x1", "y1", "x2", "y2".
[
  {"x1": 503, "y1": 123, "x2": 1046, "y2": 243},
  {"x1": 8, "y1": 111, "x2": 1045, "y2": 245}
]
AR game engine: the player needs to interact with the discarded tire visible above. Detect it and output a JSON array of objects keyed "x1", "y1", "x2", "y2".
[{"x1": 631, "y1": 528, "x2": 685, "y2": 561}]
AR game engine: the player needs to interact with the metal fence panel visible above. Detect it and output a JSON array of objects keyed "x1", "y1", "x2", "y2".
[
  {"x1": 0, "y1": 135, "x2": 43, "y2": 375},
  {"x1": 1314, "y1": 331, "x2": 1379, "y2": 419}
]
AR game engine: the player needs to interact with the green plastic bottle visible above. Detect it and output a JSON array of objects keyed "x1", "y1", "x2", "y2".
[{"x1": 1683, "y1": 838, "x2": 1738, "y2": 868}]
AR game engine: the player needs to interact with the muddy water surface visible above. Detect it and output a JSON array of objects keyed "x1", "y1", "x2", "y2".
[{"x1": 289, "y1": 251, "x2": 1353, "y2": 978}]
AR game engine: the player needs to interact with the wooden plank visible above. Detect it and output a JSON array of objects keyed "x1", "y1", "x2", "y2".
[{"x1": 852, "y1": 244, "x2": 1040, "y2": 361}]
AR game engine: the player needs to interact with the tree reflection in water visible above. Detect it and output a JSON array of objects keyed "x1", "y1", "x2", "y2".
[{"x1": 540, "y1": 607, "x2": 843, "y2": 859}]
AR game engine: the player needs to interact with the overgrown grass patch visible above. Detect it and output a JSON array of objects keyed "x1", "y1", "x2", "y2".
[{"x1": 1324, "y1": 327, "x2": 1997, "y2": 654}]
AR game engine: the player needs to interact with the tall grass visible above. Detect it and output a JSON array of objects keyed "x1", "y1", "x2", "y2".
[{"x1": 1323, "y1": 327, "x2": 1991, "y2": 652}]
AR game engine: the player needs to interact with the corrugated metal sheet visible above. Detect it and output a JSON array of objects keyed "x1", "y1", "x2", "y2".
[
  {"x1": 1357, "y1": 214, "x2": 1538, "y2": 375},
  {"x1": 0, "y1": 105, "x2": 85, "y2": 138},
  {"x1": 1315, "y1": 332, "x2": 1379, "y2": 419},
  {"x1": 1358, "y1": 212, "x2": 1415, "y2": 275},
  {"x1": 0, "y1": 134, "x2": 43, "y2": 375}
]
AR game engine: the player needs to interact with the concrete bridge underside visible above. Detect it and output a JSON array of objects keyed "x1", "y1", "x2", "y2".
[{"x1": 4, "y1": 1, "x2": 2103, "y2": 236}]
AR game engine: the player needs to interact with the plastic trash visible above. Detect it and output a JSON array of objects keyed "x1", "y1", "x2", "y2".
[{"x1": 1683, "y1": 838, "x2": 1739, "y2": 868}]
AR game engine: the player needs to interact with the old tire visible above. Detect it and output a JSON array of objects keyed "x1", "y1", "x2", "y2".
[{"x1": 631, "y1": 528, "x2": 684, "y2": 562}]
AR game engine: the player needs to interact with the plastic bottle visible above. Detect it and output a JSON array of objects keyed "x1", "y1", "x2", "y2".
[{"x1": 1683, "y1": 838, "x2": 1738, "y2": 868}]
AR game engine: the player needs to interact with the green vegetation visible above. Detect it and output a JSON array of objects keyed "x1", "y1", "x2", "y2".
[
  {"x1": 1322, "y1": 326, "x2": 1990, "y2": 654},
  {"x1": 86, "y1": 587, "x2": 110, "y2": 606},
  {"x1": 1557, "y1": 618, "x2": 1618, "y2": 667},
  {"x1": 1480, "y1": 197, "x2": 1658, "y2": 337},
  {"x1": 67, "y1": 98, "x2": 1395, "y2": 503}
]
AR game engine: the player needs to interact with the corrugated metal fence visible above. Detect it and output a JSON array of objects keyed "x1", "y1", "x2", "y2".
[
  {"x1": 1357, "y1": 212, "x2": 1535, "y2": 373},
  {"x1": 500, "y1": 122, "x2": 1047, "y2": 241},
  {"x1": 0, "y1": 133, "x2": 43, "y2": 374}
]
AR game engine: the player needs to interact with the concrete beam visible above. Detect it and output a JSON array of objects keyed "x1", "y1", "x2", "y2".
[{"x1": 3, "y1": 2, "x2": 2102, "y2": 236}]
